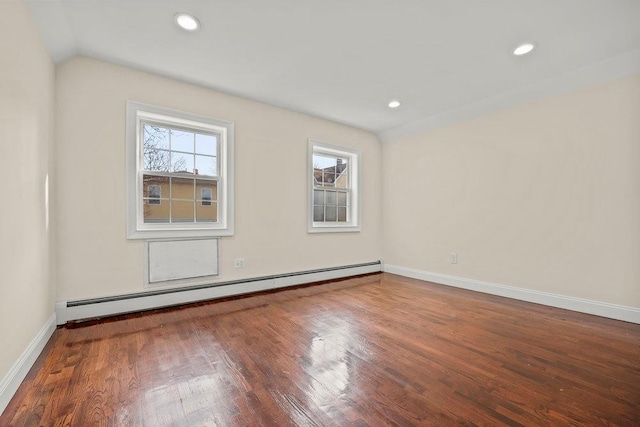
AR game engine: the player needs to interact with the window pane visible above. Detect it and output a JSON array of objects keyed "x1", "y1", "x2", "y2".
[
  {"x1": 171, "y1": 129, "x2": 195, "y2": 153},
  {"x1": 171, "y1": 177, "x2": 195, "y2": 200},
  {"x1": 313, "y1": 155, "x2": 348, "y2": 189},
  {"x1": 335, "y1": 162, "x2": 348, "y2": 189},
  {"x1": 313, "y1": 154, "x2": 337, "y2": 169},
  {"x1": 171, "y1": 152, "x2": 194, "y2": 173},
  {"x1": 325, "y1": 206, "x2": 337, "y2": 221},
  {"x1": 195, "y1": 155, "x2": 217, "y2": 176},
  {"x1": 143, "y1": 176, "x2": 170, "y2": 224},
  {"x1": 147, "y1": 185, "x2": 161, "y2": 204},
  {"x1": 337, "y1": 191, "x2": 347, "y2": 206},
  {"x1": 323, "y1": 171, "x2": 335, "y2": 186},
  {"x1": 200, "y1": 187, "x2": 212, "y2": 205},
  {"x1": 196, "y1": 179, "x2": 217, "y2": 202},
  {"x1": 338, "y1": 207, "x2": 347, "y2": 222},
  {"x1": 144, "y1": 148, "x2": 171, "y2": 172},
  {"x1": 171, "y1": 200, "x2": 195, "y2": 222},
  {"x1": 314, "y1": 155, "x2": 336, "y2": 187},
  {"x1": 313, "y1": 189, "x2": 324, "y2": 205},
  {"x1": 313, "y1": 206, "x2": 324, "y2": 221},
  {"x1": 313, "y1": 168, "x2": 322, "y2": 185},
  {"x1": 144, "y1": 202, "x2": 170, "y2": 223},
  {"x1": 197, "y1": 202, "x2": 217, "y2": 222},
  {"x1": 195, "y1": 133, "x2": 217, "y2": 156},
  {"x1": 326, "y1": 190, "x2": 337, "y2": 206},
  {"x1": 143, "y1": 124, "x2": 169, "y2": 150},
  {"x1": 143, "y1": 175, "x2": 169, "y2": 197}
]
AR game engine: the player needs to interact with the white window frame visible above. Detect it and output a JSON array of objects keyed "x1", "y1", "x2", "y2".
[
  {"x1": 126, "y1": 101, "x2": 234, "y2": 239},
  {"x1": 308, "y1": 139, "x2": 360, "y2": 233}
]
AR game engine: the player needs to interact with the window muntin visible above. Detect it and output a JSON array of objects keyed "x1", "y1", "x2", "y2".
[
  {"x1": 308, "y1": 140, "x2": 360, "y2": 233},
  {"x1": 127, "y1": 102, "x2": 234, "y2": 239}
]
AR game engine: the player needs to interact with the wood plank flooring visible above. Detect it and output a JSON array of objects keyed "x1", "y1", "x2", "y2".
[{"x1": 2, "y1": 273, "x2": 639, "y2": 426}]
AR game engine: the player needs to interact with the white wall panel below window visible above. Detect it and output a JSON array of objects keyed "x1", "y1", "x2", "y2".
[{"x1": 146, "y1": 239, "x2": 218, "y2": 284}]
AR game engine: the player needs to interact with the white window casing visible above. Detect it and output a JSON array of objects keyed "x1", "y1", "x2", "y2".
[
  {"x1": 126, "y1": 101, "x2": 234, "y2": 239},
  {"x1": 308, "y1": 139, "x2": 361, "y2": 233}
]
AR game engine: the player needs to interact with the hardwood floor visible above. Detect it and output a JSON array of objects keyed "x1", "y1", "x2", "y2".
[{"x1": 2, "y1": 273, "x2": 639, "y2": 426}]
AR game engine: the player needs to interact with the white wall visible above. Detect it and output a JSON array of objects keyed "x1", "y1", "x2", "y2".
[
  {"x1": 0, "y1": 1, "x2": 55, "y2": 381},
  {"x1": 383, "y1": 73, "x2": 640, "y2": 308},
  {"x1": 55, "y1": 57, "x2": 382, "y2": 301}
]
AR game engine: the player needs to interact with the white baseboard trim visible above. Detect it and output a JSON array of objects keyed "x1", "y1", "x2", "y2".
[
  {"x1": 57, "y1": 261, "x2": 381, "y2": 324},
  {"x1": 0, "y1": 313, "x2": 56, "y2": 415},
  {"x1": 384, "y1": 265, "x2": 640, "y2": 324}
]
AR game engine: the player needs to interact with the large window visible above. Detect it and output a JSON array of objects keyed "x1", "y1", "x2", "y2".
[
  {"x1": 308, "y1": 139, "x2": 360, "y2": 233},
  {"x1": 127, "y1": 102, "x2": 234, "y2": 239}
]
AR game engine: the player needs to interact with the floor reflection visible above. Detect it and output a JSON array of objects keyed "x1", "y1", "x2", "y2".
[{"x1": 305, "y1": 313, "x2": 358, "y2": 418}]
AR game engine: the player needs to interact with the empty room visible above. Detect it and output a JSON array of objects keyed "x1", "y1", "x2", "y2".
[{"x1": 1, "y1": 0, "x2": 639, "y2": 425}]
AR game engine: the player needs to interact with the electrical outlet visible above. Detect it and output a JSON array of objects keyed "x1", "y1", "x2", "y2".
[
  {"x1": 234, "y1": 258, "x2": 245, "y2": 268},
  {"x1": 450, "y1": 253, "x2": 458, "y2": 264}
]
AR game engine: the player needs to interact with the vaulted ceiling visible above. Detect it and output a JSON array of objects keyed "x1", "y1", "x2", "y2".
[{"x1": 26, "y1": 0, "x2": 640, "y2": 141}]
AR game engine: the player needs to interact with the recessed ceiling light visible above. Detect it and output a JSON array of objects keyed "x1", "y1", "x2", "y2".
[
  {"x1": 513, "y1": 43, "x2": 535, "y2": 56},
  {"x1": 175, "y1": 13, "x2": 200, "y2": 31},
  {"x1": 388, "y1": 100, "x2": 401, "y2": 109}
]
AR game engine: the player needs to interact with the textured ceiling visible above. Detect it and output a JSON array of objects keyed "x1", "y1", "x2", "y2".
[{"x1": 26, "y1": 0, "x2": 640, "y2": 141}]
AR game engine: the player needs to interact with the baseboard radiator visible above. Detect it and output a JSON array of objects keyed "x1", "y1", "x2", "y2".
[{"x1": 56, "y1": 261, "x2": 381, "y2": 324}]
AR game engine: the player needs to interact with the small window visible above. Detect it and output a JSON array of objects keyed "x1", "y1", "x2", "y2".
[
  {"x1": 147, "y1": 184, "x2": 161, "y2": 205},
  {"x1": 308, "y1": 139, "x2": 360, "y2": 233},
  {"x1": 201, "y1": 187, "x2": 212, "y2": 206},
  {"x1": 127, "y1": 102, "x2": 234, "y2": 239}
]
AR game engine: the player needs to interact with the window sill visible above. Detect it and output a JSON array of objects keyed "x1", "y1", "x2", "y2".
[
  {"x1": 127, "y1": 226, "x2": 234, "y2": 240},
  {"x1": 307, "y1": 224, "x2": 361, "y2": 234}
]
